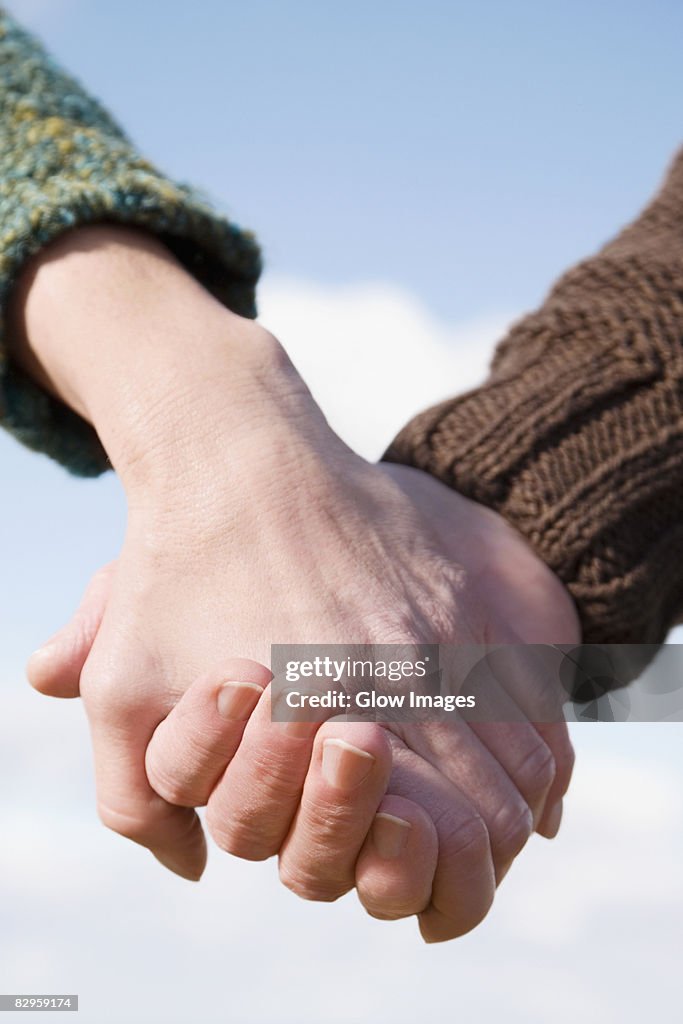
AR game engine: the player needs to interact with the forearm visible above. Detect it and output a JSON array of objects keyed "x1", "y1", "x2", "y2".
[{"x1": 384, "y1": 147, "x2": 683, "y2": 644}]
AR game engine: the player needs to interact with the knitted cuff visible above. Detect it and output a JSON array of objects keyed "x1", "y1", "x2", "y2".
[
  {"x1": 0, "y1": 11, "x2": 261, "y2": 476},
  {"x1": 383, "y1": 149, "x2": 683, "y2": 644},
  {"x1": 0, "y1": 173, "x2": 261, "y2": 476}
]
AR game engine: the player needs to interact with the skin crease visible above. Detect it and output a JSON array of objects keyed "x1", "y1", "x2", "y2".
[{"x1": 15, "y1": 226, "x2": 580, "y2": 943}]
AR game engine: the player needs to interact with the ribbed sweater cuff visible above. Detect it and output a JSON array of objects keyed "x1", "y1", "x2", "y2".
[{"x1": 384, "y1": 149, "x2": 683, "y2": 644}]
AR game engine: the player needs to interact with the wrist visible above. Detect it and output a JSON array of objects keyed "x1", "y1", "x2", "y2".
[
  {"x1": 118, "y1": 320, "x2": 332, "y2": 507},
  {"x1": 9, "y1": 224, "x2": 318, "y2": 494}
]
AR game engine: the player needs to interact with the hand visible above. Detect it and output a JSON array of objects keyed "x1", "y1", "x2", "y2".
[
  {"x1": 18, "y1": 225, "x2": 579, "y2": 940},
  {"x1": 31, "y1": 447, "x2": 578, "y2": 942}
]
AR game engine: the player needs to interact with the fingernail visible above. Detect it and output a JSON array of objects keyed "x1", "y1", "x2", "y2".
[
  {"x1": 321, "y1": 738, "x2": 375, "y2": 790},
  {"x1": 541, "y1": 800, "x2": 563, "y2": 839},
  {"x1": 217, "y1": 680, "x2": 264, "y2": 721},
  {"x1": 372, "y1": 812, "x2": 412, "y2": 859}
]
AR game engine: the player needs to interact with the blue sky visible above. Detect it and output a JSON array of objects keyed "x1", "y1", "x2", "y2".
[
  {"x1": 12, "y1": 0, "x2": 683, "y2": 321},
  {"x1": 1, "y1": 3, "x2": 682, "y2": 1022}
]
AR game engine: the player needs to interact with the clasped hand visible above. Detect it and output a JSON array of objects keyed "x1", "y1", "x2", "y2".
[
  {"x1": 28, "y1": 323, "x2": 578, "y2": 943},
  {"x1": 16, "y1": 230, "x2": 578, "y2": 942}
]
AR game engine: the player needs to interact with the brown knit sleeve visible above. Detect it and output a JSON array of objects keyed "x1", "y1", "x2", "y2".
[{"x1": 383, "y1": 147, "x2": 683, "y2": 644}]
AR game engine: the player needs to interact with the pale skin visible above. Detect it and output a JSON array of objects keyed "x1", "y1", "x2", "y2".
[{"x1": 13, "y1": 225, "x2": 580, "y2": 942}]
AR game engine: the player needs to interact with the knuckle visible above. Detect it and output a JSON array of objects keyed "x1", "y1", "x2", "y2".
[
  {"x1": 419, "y1": 874, "x2": 496, "y2": 942},
  {"x1": 364, "y1": 905, "x2": 413, "y2": 922},
  {"x1": 302, "y1": 804, "x2": 357, "y2": 846},
  {"x1": 410, "y1": 566, "x2": 467, "y2": 642},
  {"x1": 98, "y1": 803, "x2": 153, "y2": 844},
  {"x1": 419, "y1": 902, "x2": 491, "y2": 943},
  {"x1": 364, "y1": 614, "x2": 420, "y2": 647},
  {"x1": 514, "y1": 741, "x2": 557, "y2": 802},
  {"x1": 488, "y1": 800, "x2": 533, "y2": 863},
  {"x1": 435, "y1": 808, "x2": 490, "y2": 861},
  {"x1": 80, "y1": 666, "x2": 139, "y2": 721},
  {"x1": 278, "y1": 860, "x2": 346, "y2": 903},
  {"x1": 357, "y1": 578, "x2": 464, "y2": 647},
  {"x1": 360, "y1": 886, "x2": 427, "y2": 922},
  {"x1": 205, "y1": 805, "x2": 278, "y2": 862},
  {"x1": 247, "y1": 751, "x2": 307, "y2": 801},
  {"x1": 146, "y1": 758, "x2": 193, "y2": 807},
  {"x1": 146, "y1": 731, "x2": 222, "y2": 807}
]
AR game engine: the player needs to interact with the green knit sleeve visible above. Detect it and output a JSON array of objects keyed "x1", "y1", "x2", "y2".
[{"x1": 0, "y1": 8, "x2": 261, "y2": 476}]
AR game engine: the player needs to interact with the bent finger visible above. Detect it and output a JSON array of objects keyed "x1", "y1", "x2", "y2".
[
  {"x1": 27, "y1": 562, "x2": 115, "y2": 698},
  {"x1": 146, "y1": 659, "x2": 272, "y2": 807},
  {"x1": 387, "y1": 738, "x2": 496, "y2": 943},
  {"x1": 534, "y1": 722, "x2": 575, "y2": 837},
  {"x1": 467, "y1": 720, "x2": 556, "y2": 830},
  {"x1": 403, "y1": 721, "x2": 534, "y2": 880},
  {"x1": 456, "y1": 638, "x2": 573, "y2": 831},
  {"x1": 206, "y1": 687, "x2": 329, "y2": 861},
  {"x1": 355, "y1": 795, "x2": 437, "y2": 921},
  {"x1": 85, "y1": 685, "x2": 207, "y2": 881},
  {"x1": 278, "y1": 721, "x2": 393, "y2": 902}
]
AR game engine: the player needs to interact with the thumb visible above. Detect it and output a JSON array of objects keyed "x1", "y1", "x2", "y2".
[{"x1": 27, "y1": 562, "x2": 115, "y2": 698}]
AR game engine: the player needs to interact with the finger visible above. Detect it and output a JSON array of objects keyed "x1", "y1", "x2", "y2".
[
  {"x1": 466, "y1": 720, "x2": 556, "y2": 830},
  {"x1": 83, "y1": 672, "x2": 207, "y2": 882},
  {"x1": 454, "y1": 639, "x2": 572, "y2": 829},
  {"x1": 206, "y1": 686, "x2": 329, "y2": 861},
  {"x1": 469, "y1": 644, "x2": 575, "y2": 833},
  {"x1": 146, "y1": 659, "x2": 272, "y2": 807},
  {"x1": 401, "y1": 720, "x2": 534, "y2": 880},
  {"x1": 487, "y1": 641, "x2": 575, "y2": 836},
  {"x1": 387, "y1": 738, "x2": 496, "y2": 942},
  {"x1": 278, "y1": 721, "x2": 393, "y2": 902},
  {"x1": 536, "y1": 795, "x2": 563, "y2": 839},
  {"x1": 27, "y1": 562, "x2": 115, "y2": 698},
  {"x1": 355, "y1": 795, "x2": 437, "y2": 921},
  {"x1": 535, "y1": 720, "x2": 575, "y2": 837}
]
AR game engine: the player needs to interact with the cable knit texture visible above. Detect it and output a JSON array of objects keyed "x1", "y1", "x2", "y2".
[
  {"x1": 0, "y1": 8, "x2": 261, "y2": 475},
  {"x1": 384, "y1": 148, "x2": 683, "y2": 645}
]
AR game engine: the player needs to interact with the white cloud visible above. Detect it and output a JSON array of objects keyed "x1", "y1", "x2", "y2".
[
  {"x1": 3, "y1": 721, "x2": 681, "y2": 1024},
  {"x1": 496, "y1": 740, "x2": 683, "y2": 948},
  {"x1": 258, "y1": 275, "x2": 514, "y2": 459},
  {"x1": 568, "y1": 749, "x2": 683, "y2": 832}
]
